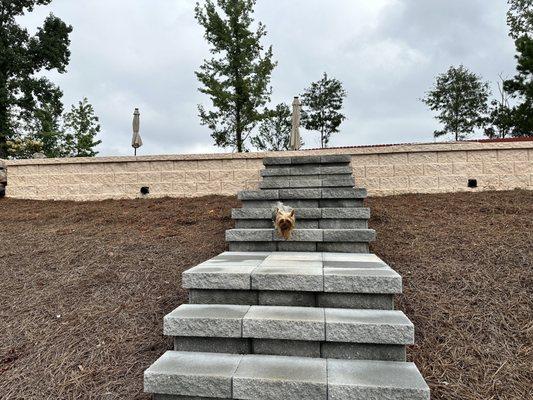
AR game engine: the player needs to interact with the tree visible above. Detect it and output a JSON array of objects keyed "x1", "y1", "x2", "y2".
[
  {"x1": 63, "y1": 98, "x2": 102, "y2": 157},
  {"x1": 504, "y1": 0, "x2": 533, "y2": 136},
  {"x1": 507, "y1": 0, "x2": 532, "y2": 40},
  {"x1": 484, "y1": 74, "x2": 514, "y2": 139},
  {"x1": 422, "y1": 65, "x2": 490, "y2": 141},
  {"x1": 301, "y1": 73, "x2": 347, "y2": 148},
  {"x1": 0, "y1": 1, "x2": 72, "y2": 158},
  {"x1": 251, "y1": 103, "x2": 292, "y2": 151},
  {"x1": 194, "y1": 0, "x2": 276, "y2": 152}
]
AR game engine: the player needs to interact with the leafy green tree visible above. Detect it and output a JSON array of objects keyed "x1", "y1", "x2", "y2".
[
  {"x1": 504, "y1": 0, "x2": 533, "y2": 136},
  {"x1": 0, "y1": 0, "x2": 72, "y2": 158},
  {"x1": 251, "y1": 103, "x2": 293, "y2": 151},
  {"x1": 63, "y1": 98, "x2": 102, "y2": 157},
  {"x1": 422, "y1": 65, "x2": 490, "y2": 141},
  {"x1": 507, "y1": 0, "x2": 532, "y2": 40},
  {"x1": 194, "y1": 0, "x2": 276, "y2": 152},
  {"x1": 301, "y1": 73, "x2": 347, "y2": 148}
]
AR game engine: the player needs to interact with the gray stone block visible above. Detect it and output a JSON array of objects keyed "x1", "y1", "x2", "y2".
[
  {"x1": 320, "y1": 165, "x2": 352, "y2": 175},
  {"x1": 154, "y1": 395, "x2": 226, "y2": 400},
  {"x1": 163, "y1": 304, "x2": 250, "y2": 338},
  {"x1": 317, "y1": 293, "x2": 394, "y2": 310},
  {"x1": 323, "y1": 268, "x2": 402, "y2": 294},
  {"x1": 321, "y1": 178, "x2": 355, "y2": 187},
  {"x1": 226, "y1": 229, "x2": 272, "y2": 242},
  {"x1": 327, "y1": 359, "x2": 430, "y2": 400},
  {"x1": 238, "y1": 190, "x2": 279, "y2": 200},
  {"x1": 182, "y1": 265, "x2": 258, "y2": 290},
  {"x1": 321, "y1": 208, "x2": 370, "y2": 219},
  {"x1": 236, "y1": 219, "x2": 274, "y2": 229},
  {"x1": 243, "y1": 306, "x2": 325, "y2": 341},
  {"x1": 319, "y1": 199, "x2": 364, "y2": 208},
  {"x1": 188, "y1": 289, "x2": 258, "y2": 305},
  {"x1": 320, "y1": 342, "x2": 406, "y2": 361},
  {"x1": 233, "y1": 355, "x2": 327, "y2": 400},
  {"x1": 322, "y1": 253, "x2": 387, "y2": 269},
  {"x1": 232, "y1": 208, "x2": 272, "y2": 219},
  {"x1": 242, "y1": 199, "x2": 319, "y2": 208},
  {"x1": 173, "y1": 336, "x2": 251, "y2": 354},
  {"x1": 215, "y1": 252, "x2": 270, "y2": 261},
  {"x1": 319, "y1": 220, "x2": 368, "y2": 229},
  {"x1": 272, "y1": 229, "x2": 323, "y2": 242},
  {"x1": 325, "y1": 309, "x2": 414, "y2": 345},
  {"x1": 260, "y1": 179, "x2": 291, "y2": 189},
  {"x1": 259, "y1": 259, "x2": 322, "y2": 268},
  {"x1": 261, "y1": 167, "x2": 291, "y2": 177},
  {"x1": 253, "y1": 339, "x2": 321, "y2": 358},
  {"x1": 322, "y1": 229, "x2": 376, "y2": 242},
  {"x1": 258, "y1": 291, "x2": 316, "y2": 307},
  {"x1": 288, "y1": 179, "x2": 323, "y2": 188},
  {"x1": 229, "y1": 242, "x2": 277, "y2": 252},
  {"x1": 276, "y1": 242, "x2": 317, "y2": 252},
  {"x1": 321, "y1": 187, "x2": 367, "y2": 199},
  {"x1": 266, "y1": 251, "x2": 323, "y2": 261},
  {"x1": 144, "y1": 351, "x2": 242, "y2": 398},
  {"x1": 320, "y1": 154, "x2": 351, "y2": 163},
  {"x1": 291, "y1": 155, "x2": 322, "y2": 164},
  {"x1": 263, "y1": 157, "x2": 292, "y2": 165},
  {"x1": 290, "y1": 165, "x2": 321, "y2": 176},
  {"x1": 279, "y1": 188, "x2": 322, "y2": 199},
  {"x1": 292, "y1": 220, "x2": 319, "y2": 229},
  {"x1": 252, "y1": 266, "x2": 323, "y2": 292},
  {"x1": 316, "y1": 242, "x2": 369, "y2": 253}
]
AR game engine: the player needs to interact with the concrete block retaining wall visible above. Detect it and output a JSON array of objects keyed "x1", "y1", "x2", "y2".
[{"x1": 2, "y1": 139, "x2": 532, "y2": 200}]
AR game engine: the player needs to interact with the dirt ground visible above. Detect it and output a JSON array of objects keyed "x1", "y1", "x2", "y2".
[{"x1": 0, "y1": 190, "x2": 531, "y2": 399}]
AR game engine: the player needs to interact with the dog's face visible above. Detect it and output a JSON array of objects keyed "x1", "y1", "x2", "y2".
[{"x1": 275, "y1": 208, "x2": 295, "y2": 240}]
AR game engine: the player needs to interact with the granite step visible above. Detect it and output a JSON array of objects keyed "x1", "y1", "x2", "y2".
[
  {"x1": 225, "y1": 228, "x2": 376, "y2": 243},
  {"x1": 238, "y1": 188, "x2": 367, "y2": 201},
  {"x1": 164, "y1": 304, "x2": 413, "y2": 360},
  {"x1": 263, "y1": 154, "x2": 351, "y2": 165},
  {"x1": 183, "y1": 252, "x2": 402, "y2": 308},
  {"x1": 261, "y1": 165, "x2": 353, "y2": 177},
  {"x1": 260, "y1": 176, "x2": 356, "y2": 189},
  {"x1": 144, "y1": 351, "x2": 430, "y2": 400}
]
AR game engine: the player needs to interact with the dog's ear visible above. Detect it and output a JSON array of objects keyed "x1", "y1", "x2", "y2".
[{"x1": 289, "y1": 209, "x2": 295, "y2": 218}]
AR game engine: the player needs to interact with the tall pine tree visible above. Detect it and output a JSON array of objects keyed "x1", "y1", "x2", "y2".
[
  {"x1": 0, "y1": 0, "x2": 72, "y2": 158},
  {"x1": 195, "y1": 0, "x2": 276, "y2": 152},
  {"x1": 504, "y1": 0, "x2": 533, "y2": 136},
  {"x1": 63, "y1": 98, "x2": 102, "y2": 157}
]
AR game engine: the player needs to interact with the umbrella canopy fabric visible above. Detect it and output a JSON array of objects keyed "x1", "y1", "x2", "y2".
[
  {"x1": 289, "y1": 97, "x2": 301, "y2": 151},
  {"x1": 131, "y1": 108, "x2": 143, "y2": 149}
]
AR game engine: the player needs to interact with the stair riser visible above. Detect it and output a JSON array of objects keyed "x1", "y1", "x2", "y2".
[
  {"x1": 241, "y1": 199, "x2": 365, "y2": 208},
  {"x1": 235, "y1": 220, "x2": 368, "y2": 229},
  {"x1": 238, "y1": 188, "x2": 367, "y2": 201},
  {"x1": 261, "y1": 165, "x2": 353, "y2": 177},
  {"x1": 228, "y1": 242, "x2": 370, "y2": 253},
  {"x1": 188, "y1": 290, "x2": 394, "y2": 310},
  {"x1": 173, "y1": 337, "x2": 406, "y2": 362},
  {"x1": 232, "y1": 207, "x2": 371, "y2": 220},
  {"x1": 260, "y1": 177, "x2": 355, "y2": 189},
  {"x1": 263, "y1": 155, "x2": 351, "y2": 165}
]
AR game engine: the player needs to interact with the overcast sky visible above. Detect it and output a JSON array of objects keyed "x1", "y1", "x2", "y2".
[{"x1": 19, "y1": 0, "x2": 516, "y2": 156}]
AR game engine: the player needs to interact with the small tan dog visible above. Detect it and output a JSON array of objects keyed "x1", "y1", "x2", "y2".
[{"x1": 273, "y1": 202, "x2": 296, "y2": 240}]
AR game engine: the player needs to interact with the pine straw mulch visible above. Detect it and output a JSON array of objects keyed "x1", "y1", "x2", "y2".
[{"x1": 0, "y1": 190, "x2": 532, "y2": 399}]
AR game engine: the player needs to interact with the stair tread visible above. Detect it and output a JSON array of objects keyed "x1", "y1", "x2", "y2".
[
  {"x1": 144, "y1": 351, "x2": 430, "y2": 399},
  {"x1": 232, "y1": 207, "x2": 370, "y2": 219},
  {"x1": 238, "y1": 187, "x2": 367, "y2": 200},
  {"x1": 225, "y1": 228, "x2": 377, "y2": 243},
  {"x1": 164, "y1": 304, "x2": 414, "y2": 345},
  {"x1": 182, "y1": 251, "x2": 401, "y2": 293},
  {"x1": 263, "y1": 154, "x2": 351, "y2": 165}
]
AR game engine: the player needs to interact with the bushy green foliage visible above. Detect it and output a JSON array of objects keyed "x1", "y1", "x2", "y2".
[
  {"x1": 301, "y1": 73, "x2": 346, "y2": 148},
  {"x1": 251, "y1": 103, "x2": 297, "y2": 151},
  {"x1": 195, "y1": 0, "x2": 276, "y2": 152},
  {"x1": 422, "y1": 65, "x2": 490, "y2": 141},
  {"x1": 0, "y1": 0, "x2": 72, "y2": 158},
  {"x1": 63, "y1": 98, "x2": 102, "y2": 157}
]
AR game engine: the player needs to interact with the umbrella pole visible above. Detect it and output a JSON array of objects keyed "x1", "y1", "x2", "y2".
[{"x1": 134, "y1": 148, "x2": 137, "y2": 156}]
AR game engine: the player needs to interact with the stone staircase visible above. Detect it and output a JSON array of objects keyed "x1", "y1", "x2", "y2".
[{"x1": 144, "y1": 155, "x2": 430, "y2": 400}]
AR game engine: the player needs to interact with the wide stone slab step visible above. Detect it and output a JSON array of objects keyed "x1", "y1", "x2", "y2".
[
  {"x1": 225, "y1": 228, "x2": 376, "y2": 243},
  {"x1": 259, "y1": 177, "x2": 355, "y2": 189},
  {"x1": 144, "y1": 351, "x2": 430, "y2": 399},
  {"x1": 261, "y1": 165, "x2": 353, "y2": 177},
  {"x1": 238, "y1": 188, "x2": 367, "y2": 201},
  {"x1": 182, "y1": 252, "x2": 401, "y2": 294},
  {"x1": 164, "y1": 304, "x2": 414, "y2": 345},
  {"x1": 263, "y1": 154, "x2": 351, "y2": 165}
]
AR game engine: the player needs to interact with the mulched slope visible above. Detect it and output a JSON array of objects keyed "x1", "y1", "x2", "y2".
[{"x1": 0, "y1": 190, "x2": 531, "y2": 399}]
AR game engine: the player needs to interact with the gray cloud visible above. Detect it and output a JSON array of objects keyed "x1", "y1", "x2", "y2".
[{"x1": 18, "y1": 0, "x2": 517, "y2": 155}]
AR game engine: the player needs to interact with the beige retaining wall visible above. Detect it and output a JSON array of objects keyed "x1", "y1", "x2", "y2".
[{"x1": 2, "y1": 140, "x2": 532, "y2": 201}]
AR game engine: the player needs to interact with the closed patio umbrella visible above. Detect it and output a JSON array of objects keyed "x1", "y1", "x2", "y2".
[
  {"x1": 289, "y1": 97, "x2": 301, "y2": 151},
  {"x1": 132, "y1": 108, "x2": 143, "y2": 156}
]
